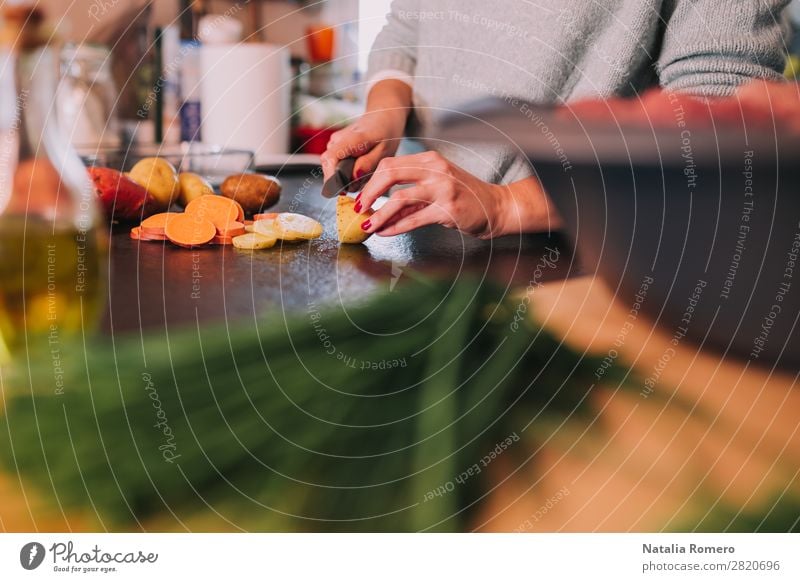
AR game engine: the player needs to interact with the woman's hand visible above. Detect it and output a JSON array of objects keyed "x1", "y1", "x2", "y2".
[
  {"x1": 321, "y1": 79, "x2": 412, "y2": 183},
  {"x1": 355, "y1": 151, "x2": 561, "y2": 239}
]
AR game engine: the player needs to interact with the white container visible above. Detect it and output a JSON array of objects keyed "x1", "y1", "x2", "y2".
[{"x1": 200, "y1": 43, "x2": 291, "y2": 163}]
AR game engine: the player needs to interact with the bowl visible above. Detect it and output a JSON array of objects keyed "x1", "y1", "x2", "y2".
[
  {"x1": 78, "y1": 143, "x2": 255, "y2": 187},
  {"x1": 439, "y1": 99, "x2": 800, "y2": 367}
]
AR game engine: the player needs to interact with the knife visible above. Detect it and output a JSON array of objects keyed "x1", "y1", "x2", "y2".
[{"x1": 321, "y1": 158, "x2": 371, "y2": 198}]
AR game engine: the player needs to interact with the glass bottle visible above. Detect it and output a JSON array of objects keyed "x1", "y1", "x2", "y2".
[
  {"x1": 58, "y1": 42, "x2": 121, "y2": 151},
  {"x1": 0, "y1": 5, "x2": 106, "y2": 362}
]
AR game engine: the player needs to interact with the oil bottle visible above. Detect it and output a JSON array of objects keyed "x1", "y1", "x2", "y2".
[{"x1": 0, "y1": 5, "x2": 106, "y2": 363}]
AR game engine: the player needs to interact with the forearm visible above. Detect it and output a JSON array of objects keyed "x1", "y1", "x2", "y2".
[
  {"x1": 657, "y1": 0, "x2": 790, "y2": 96},
  {"x1": 365, "y1": 79, "x2": 413, "y2": 133},
  {"x1": 494, "y1": 177, "x2": 562, "y2": 235}
]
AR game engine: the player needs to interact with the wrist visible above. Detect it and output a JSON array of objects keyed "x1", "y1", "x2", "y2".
[
  {"x1": 492, "y1": 178, "x2": 562, "y2": 236},
  {"x1": 366, "y1": 79, "x2": 412, "y2": 135},
  {"x1": 488, "y1": 182, "x2": 512, "y2": 237}
]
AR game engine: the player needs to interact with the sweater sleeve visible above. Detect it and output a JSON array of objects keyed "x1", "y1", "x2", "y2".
[
  {"x1": 366, "y1": 0, "x2": 419, "y2": 84},
  {"x1": 656, "y1": 0, "x2": 791, "y2": 96}
]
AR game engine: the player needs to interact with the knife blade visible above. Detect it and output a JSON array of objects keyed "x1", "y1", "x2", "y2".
[{"x1": 321, "y1": 158, "x2": 371, "y2": 198}]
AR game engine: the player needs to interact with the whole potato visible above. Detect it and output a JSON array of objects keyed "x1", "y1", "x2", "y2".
[
  {"x1": 128, "y1": 157, "x2": 179, "y2": 211},
  {"x1": 220, "y1": 173, "x2": 281, "y2": 216},
  {"x1": 178, "y1": 172, "x2": 214, "y2": 208}
]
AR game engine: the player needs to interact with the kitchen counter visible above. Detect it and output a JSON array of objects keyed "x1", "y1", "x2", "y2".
[{"x1": 103, "y1": 172, "x2": 574, "y2": 334}]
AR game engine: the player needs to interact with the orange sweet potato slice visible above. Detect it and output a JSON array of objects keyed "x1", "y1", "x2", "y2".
[
  {"x1": 184, "y1": 194, "x2": 241, "y2": 231},
  {"x1": 210, "y1": 234, "x2": 234, "y2": 245},
  {"x1": 216, "y1": 220, "x2": 246, "y2": 238},
  {"x1": 164, "y1": 213, "x2": 216, "y2": 247},
  {"x1": 234, "y1": 200, "x2": 245, "y2": 222},
  {"x1": 131, "y1": 226, "x2": 167, "y2": 241},
  {"x1": 140, "y1": 212, "x2": 180, "y2": 236}
]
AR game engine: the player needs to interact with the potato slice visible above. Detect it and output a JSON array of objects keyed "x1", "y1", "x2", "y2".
[
  {"x1": 336, "y1": 195, "x2": 374, "y2": 244},
  {"x1": 232, "y1": 232, "x2": 277, "y2": 250},
  {"x1": 273, "y1": 213, "x2": 323, "y2": 241},
  {"x1": 253, "y1": 218, "x2": 279, "y2": 238}
]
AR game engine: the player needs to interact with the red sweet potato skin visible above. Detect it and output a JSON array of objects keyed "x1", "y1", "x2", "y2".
[{"x1": 87, "y1": 167, "x2": 156, "y2": 221}]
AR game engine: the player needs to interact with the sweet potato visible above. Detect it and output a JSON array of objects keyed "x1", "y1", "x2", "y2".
[
  {"x1": 88, "y1": 166, "x2": 155, "y2": 221},
  {"x1": 140, "y1": 212, "x2": 180, "y2": 236},
  {"x1": 164, "y1": 214, "x2": 216, "y2": 247},
  {"x1": 184, "y1": 194, "x2": 241, "y2": 231}
]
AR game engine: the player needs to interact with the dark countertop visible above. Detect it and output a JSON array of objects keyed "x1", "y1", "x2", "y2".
[{"x1": 103, "y1": 173, "x2": 574, "y2": 334}]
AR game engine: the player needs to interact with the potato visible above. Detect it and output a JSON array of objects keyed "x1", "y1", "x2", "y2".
[
  {"x1": 253, "y1": 218, "x2": 280, "y2": 238},
  {"x1": 220, "y1": 173, "x2": 281, "y2": 216},
  {"x1": 274, "y1": 213, "x2": 323, "y2": 241},
  {"x1": 336, "y1": 195, "x2": 374, "y2": 244},
  {"x1": 178, "y1": 172, "x2": 214, "y2": 208},
  {"x1": 232, "y1": 232, "x2": 277, "y2": 250},
  {"x1": 128, "y1": 157, "x2": 179, "y2": 211}
]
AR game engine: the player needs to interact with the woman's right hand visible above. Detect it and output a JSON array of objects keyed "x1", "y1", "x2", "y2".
[
  {"x1": 320, "y1": 109, "x2": 407, "y2": 183},
  {"x1": 320, "y1": 78, "x2": 413, "y2": 183}
]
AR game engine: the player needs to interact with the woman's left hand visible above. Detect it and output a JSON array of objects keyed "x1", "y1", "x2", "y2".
[{"x1": 355, "y1": 151, "x2": 556, "y2": 239}]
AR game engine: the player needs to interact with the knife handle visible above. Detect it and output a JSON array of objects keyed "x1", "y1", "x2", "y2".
[{"x1": 340, "y1": 158, "x2": 374, "y2": 190}]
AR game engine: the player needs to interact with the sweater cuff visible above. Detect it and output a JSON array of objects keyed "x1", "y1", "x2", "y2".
[{"x1": 365, "y1": 69, "x2": 414, "y2": 97}]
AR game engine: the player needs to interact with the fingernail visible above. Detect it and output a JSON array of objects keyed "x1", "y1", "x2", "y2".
[
  {"x1": 361, "y1": 219, "x2": 371, "y2": 231},
  {"x1": 355, "y1": 169, "x2": 364, "y2": 179},
  {"x1": 354, "y1": 200, "x2": 362, "y2": 213}
]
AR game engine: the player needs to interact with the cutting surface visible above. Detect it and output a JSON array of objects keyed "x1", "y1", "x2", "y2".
[{"x1": 103, "y1": 173, "x2": 574, "y2": 334}]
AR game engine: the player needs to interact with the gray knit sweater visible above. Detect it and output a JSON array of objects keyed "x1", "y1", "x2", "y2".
[{"x1": 367, "y1": 0, "x2": 790, "y2": 183}]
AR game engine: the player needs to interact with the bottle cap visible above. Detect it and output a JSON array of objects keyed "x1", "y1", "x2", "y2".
[{"x1": 1, "y1": 4, "x2": 49, "y2": 49}]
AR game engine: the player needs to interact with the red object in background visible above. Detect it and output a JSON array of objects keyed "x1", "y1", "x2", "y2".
[
  {"x1": 306, "y1": 24, "x2": 335, "y2": 63},
  {"x1": 563, "y1": 82, "x2": 800, "y2": 132},
  {"x1": 563, "y1": 90, "x2": 714, "y2": 127},
  {"x1": 293, "y1": 125, "x2": 337, "y2": 154},
  {"x1": 87, "y1": 167, "x2": 156, "y2": 221}
]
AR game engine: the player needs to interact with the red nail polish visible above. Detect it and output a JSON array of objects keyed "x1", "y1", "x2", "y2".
[
  {"x1": 354, "y1": 201, "x2": 362, "y2": 213},
  {"x1": 355, "y1": 169, "x2": 364, "y2": 179},
  {"x1": 361, "y1": 219, "x2": 371, "y2": 231}
]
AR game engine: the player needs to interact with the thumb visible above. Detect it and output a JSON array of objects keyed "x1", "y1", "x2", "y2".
[
  {"x1": 320, "y1": 152, "x2": 337, "y2": 182},
  {"x1": 352, "y1": 143, "x2": 389, "y2": 181}
]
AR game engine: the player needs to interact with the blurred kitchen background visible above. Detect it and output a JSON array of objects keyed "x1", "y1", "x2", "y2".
[{"x1": 22, "y1": 0, "x2": 800, "y2": 172}]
